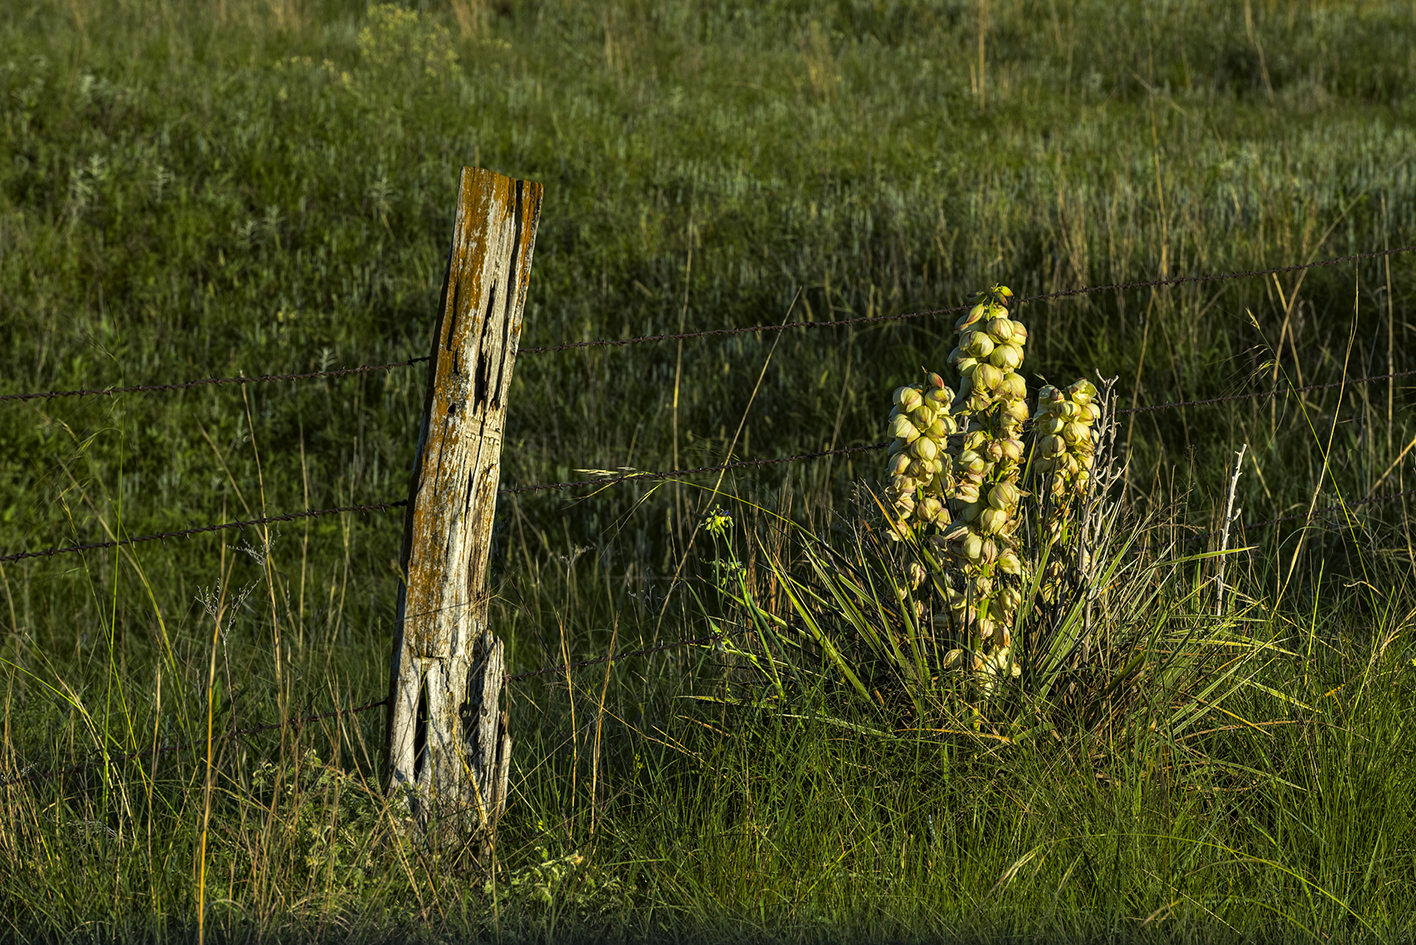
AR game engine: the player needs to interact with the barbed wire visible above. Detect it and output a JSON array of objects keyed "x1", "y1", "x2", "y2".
[
  {"x1": 519, "y1": 244, "x2": 1416, "y2": 354},
  {"x1": 7, "y1": 368, "x2": 1412, "y2": 565},
  {"x1": 1, "y1": 620, "x2": 749, "y2": 786},
  {"x1": 0, "y1": 358, "x2": 431, "y2": 405},
  {"x1": 0, "y1": 501, "x2": 408, "y2": 565},
  {"x1": 508, "y1": 626, "x2": 758, "y2": 681},
  {"x1": 4, "y1": 246, "x2": 1410, "y2": 407},
  {"x1": 1161, "y1": 487, "x2": 1416, "y2": 548},
  {"x1": 0, "y1": 696, "x2": 389, "y2": 789},
  {"x1": 500, "y1": 443, "x2": 886, "y2": 496},
  {"x1": 2, "y1": 446, "x2": 884, "y2": 564},
  {"x1": 11, "y1": 486, "x2": 1416, "y2": 786},
  {"x1": 1118, "y1": 369, "x2": 1416, "y2": 416}
]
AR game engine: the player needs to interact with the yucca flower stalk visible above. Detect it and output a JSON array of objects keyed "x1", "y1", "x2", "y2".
[
  {"x1": 938, "y1": 285, "x2": 1029, "y2": 675},
  {"x1": 882, "y1": 283, "x2": 1103, "y2": 695},
  {"x1": 1033, "y1": 379, "x2": 1101, "y2": 602},
  {"x1": 884, "y1": 371, "x2": 956, "y2": 539}
]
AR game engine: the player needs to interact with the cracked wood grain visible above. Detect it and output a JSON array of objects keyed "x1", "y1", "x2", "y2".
[{"x1": 385, "y1": 167, "x2": 541, "y2": 847}]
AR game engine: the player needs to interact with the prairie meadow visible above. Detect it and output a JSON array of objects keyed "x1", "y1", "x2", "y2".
[{"x1": 2, "y1": 0, "x2": 1415, "y2": 941}]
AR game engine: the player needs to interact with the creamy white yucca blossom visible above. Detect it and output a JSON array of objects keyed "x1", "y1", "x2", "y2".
[{"x1": 883, "y1": 283, "x2": 1100, "y2": 691}]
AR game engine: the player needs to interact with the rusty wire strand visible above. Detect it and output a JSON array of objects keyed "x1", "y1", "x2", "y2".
[
  {"x1": 0, "y1": 697, "x2": 389, "y2": 789},
  {"x1": 509, "y1": 626, "x2": 755, "y2": 681},
  {"x1": 500, "y1": 442, "x2": 885, "y2": 495},
  {"x1": 1163, "y1": 487, "x2": 1416, "y2": 548},
  {"x1": 1118, "y1": 368, "x2": 1416, "y2": 415},
  {"x1": 0, "y1": 501, "x2": 409, "y2": 564},
  {"x1": 0, "y1": 358, "x2": 431, "y2": 405},
  {"x1": 519, "y1": 244, "x2": 1416, "y2": 354},
  {"x1": 8, "y1": 370, "x2": 1414, "y2": 566},
  {"x1": 2, "y1": 447, "x2": 884, "y2": 564}
]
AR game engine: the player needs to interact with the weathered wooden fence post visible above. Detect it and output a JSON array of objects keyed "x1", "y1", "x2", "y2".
[{"x1": 386, "y1": 167, "x2": 542, "y2": 850}]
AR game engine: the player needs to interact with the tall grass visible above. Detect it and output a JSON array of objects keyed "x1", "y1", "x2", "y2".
[{"x1": 1, "y1": 0, "x2": 1415, "y2": 940}]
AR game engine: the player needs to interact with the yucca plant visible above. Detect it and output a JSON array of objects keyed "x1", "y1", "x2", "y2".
[
  {"x1": 699, "y1": 284, "x2": 1268, "y2": 740},
  {"x1": 880, "y1": 284, "x2": 1108, "y2": 693}
]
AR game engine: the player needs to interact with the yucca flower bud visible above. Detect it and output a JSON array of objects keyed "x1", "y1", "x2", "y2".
[
  {"x1": 961, "y1": 532, "x2": 984, "y2": 564},
  {"x1": 1000, "y1": 373, "x2": 1027, "y2": 402},
  {"x1": 956, "y1": 480, "x2": 981, "y2": 504},
  {"x1": 961, "y1": 501, "x2": 984, "y2": 523},
  {"x1": 997, "y1": 548, "x2": 1022, "y2": 575},
  {"x1": 986, "y1": 317, "x2": 1014, "y2": 344},
  {"x1": 957, "y1": 450, "x2": 988, "y2": 476},
  {"x1": 1062, "y1": 420, "x2": 1089, "y2": 446},
  {"x1": 965, "y1": 388, "x2": 993, "y2": 413},
  {"x1": 988, "y1": 482, "x2": 1019, "y2": 509},
  {"x1": 890, "y1": 414, "x2": 920, "y2": 442},
  {"x1": 1068, "y1": 379, "x2": 1097, "y2": 405},
  {"x1": 1040, "y1": 434, "x2": 1065, "y2": 456},
  {"x1": 963, "y1": 331, "x2": 995, "y2": 359},
  {"x1": 895, "y1": 386, "x2": 923, "y2": 409},
  {"x1": 989, "y1": 344, "x2": 1023, "y2": 372},
  {"x1": 973, "y1": 363, "x2": 1003, "y2": 392},
  {"x1": 957, "y1": 304, "x2": 988, "y2": 331},
  {"x1": 980, "y1": 507, "x2": 1008, "y2": 535},
  {"x1": 905, "y1": 561, "x2": 927, "y2": 590}
]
